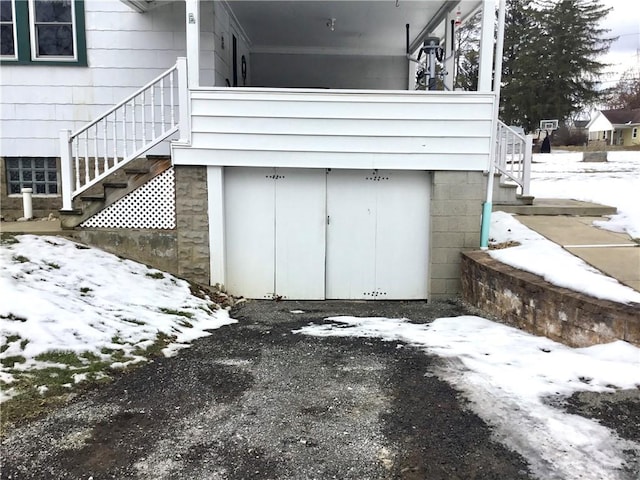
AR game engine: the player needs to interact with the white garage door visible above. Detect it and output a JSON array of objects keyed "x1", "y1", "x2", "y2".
[
  {"x1": 223, "y1": 167, "x2": 430, "y2": 300},
  {"x1": 326, "y1": 169, "x2": 430, "y2": 300},
  {"x1": 224, "y1": 167, "x2": 326, "y2": 299}
]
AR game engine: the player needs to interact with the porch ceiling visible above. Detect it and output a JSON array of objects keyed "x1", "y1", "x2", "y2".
[{"x1": 227, "y1": 0, "x2": 481, "y2": 56}]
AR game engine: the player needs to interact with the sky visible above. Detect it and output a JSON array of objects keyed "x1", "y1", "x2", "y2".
[{"x1": 600, "y1": 0, "x2": 640, "y2": 84}]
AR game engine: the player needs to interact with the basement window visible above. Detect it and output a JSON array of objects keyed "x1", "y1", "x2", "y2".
[{"x1": 6, "y1": 157, "x2": 59, "y2": 195}]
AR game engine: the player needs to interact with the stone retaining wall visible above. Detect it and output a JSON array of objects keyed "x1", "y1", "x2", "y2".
[
  {"x1": 461, "y1": 250, "x2": 640, "y2": 347},
  {"x1": 67, "y1": 229, "x2": 178, "y2": 276}
]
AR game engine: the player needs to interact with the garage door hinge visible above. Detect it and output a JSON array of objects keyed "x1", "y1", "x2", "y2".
[{"x1": 327, "y1": 215, "x2": 330, "y2": 225}]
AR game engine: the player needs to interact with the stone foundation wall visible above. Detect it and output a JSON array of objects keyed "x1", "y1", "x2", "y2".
[
  {"x1": 461, "y1": 251, "x2": 640, "y2": 347},
  {"x1": 429, "y1": 171, "x2": 485, "y2": 299},
  {"x1": 174, "y1": 165, "x2": 210, "y2": 285},
  {"x1": 67, "y1": 229, "x2": 178, "y2": 275}
]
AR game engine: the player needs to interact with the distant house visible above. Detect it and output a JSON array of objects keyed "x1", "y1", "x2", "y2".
[{"x1": 587, "y1": 109, "x2": 640, "y2": 147}]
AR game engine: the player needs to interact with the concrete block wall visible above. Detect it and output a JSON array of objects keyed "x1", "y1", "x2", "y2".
[
  {"x1": 175, "y1": 165, "x2": 210, "y2": 285},
  {"x1": 429, "y1": 171, "x2": 485, "y2": 299}
]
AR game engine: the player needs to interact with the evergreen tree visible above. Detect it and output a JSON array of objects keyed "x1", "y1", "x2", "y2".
[
  {"x1": 500, "y1": 0, "x2": 614, "y2": 132},
  {"x1": 500, "y1": 0, "x2": 542, "y2": 130}
]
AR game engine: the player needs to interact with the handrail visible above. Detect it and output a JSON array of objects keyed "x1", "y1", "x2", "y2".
[
  {"x1": 71, "y1": 64, "x2": 179, "y2": 138},
  {"x1": 60, "y1": 59, "x2": 186, "y2": 210},
  {"x1": 494, "y1": 120, "x2": 532, "y2": 197}
]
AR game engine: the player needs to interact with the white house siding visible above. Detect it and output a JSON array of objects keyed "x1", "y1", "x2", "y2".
[
  {"x1": 173, "y1": 88, "x2": 495, "y2": 171},
  {"x1": 587, "y1": 112, "x2": 613, "y2": 140},
  {"x1": 0, "y1": 0, "x2": 218, "y2": 158}
]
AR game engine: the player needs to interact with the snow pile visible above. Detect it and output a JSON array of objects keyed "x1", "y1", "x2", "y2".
[
  {"x1": 530, "y1": 151, "x2": 640, "y2": 239},
  {"x1": 296, "y1": 315, "x2": 640, "y2": 480},
  {"x1": 0, "y1": 235, "x2": 236, "y2": 399},
  {"x1": 489, "y1": 211, "x2": 640, "y2": 305}
]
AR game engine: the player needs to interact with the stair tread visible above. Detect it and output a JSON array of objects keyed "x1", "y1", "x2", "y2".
[
  {"x1": 124, "y1": 168, "x2": 150, "y2": 174},
  {"x1": 59, "y1": 208, "x2": 83, "y2": 215},
  {"x1": 103, "y1": 182, "x2": 128, "y2": 188},
  {"x1": 81, "y1": 194, "x2": 105, "y2": 201}
]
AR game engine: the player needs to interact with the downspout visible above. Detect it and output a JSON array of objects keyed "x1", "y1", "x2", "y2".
[{"x1": 479, "y1": 0, "x2": 506, "y2": 249}]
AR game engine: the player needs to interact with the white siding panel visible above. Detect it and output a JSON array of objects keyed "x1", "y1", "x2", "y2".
[
  {"x1": 191, "y1": 132, "x2": 489, "y2": 154},
  {"x1": 192, "y1": 116, "x2": 492, "y2": 138},
  {"x1": 191, "y1": 98, "x2": 493, "y2": 120},
  {"x1": 178, "y1": 89, "x2": 495, "y2": 171},
  {"x1": 173, "y1": 147, "x2": 487, "y2": 171}
]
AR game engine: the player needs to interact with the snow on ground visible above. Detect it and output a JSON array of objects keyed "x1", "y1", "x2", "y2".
[
  {"x1": 296, "y1": 316, "x2": 640, "y2": 480},
  {"x1": 529, "y1": 151, "x2": 640, "y2": 238},
  {"x1": 489, "y1": 150, "x2": 640, "y2": 305},
  {"x1": 489, "y1": 211, "x2": 640, "y2": 305},
  {"x1": 0, "y1": 235, "x2": 236, "y2": 401}
]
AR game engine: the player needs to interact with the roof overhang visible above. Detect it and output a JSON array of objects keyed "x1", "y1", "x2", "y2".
[
  {"x1": 611, "y1": 123, "x2": 640, "y2": 128},
  {"x1": 120, "y1": 0, "x2": 161, "y2": 13}
]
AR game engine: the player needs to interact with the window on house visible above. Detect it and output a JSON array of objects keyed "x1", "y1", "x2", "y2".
[
  {"x1": 6, "y1": 157, "x2": 59, "y2": 195},
  {"x1": 0, "y1": 0, "x2": 86, "y2": 65},
  {"x1": 0, "y1": 0, "x2": 16, "y2": 59},
  {"x1": 633, "y1": 127, "x2": 638, "y2": 139}
]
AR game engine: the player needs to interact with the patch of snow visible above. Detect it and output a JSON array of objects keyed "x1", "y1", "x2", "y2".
[
  {"x1": 489, "y1": 211, "x2": 640, "y2": 305},
  {"x1": 530, "y1": 151, "x2": 640, "y2": 238},
  {"x1": 296, "y1": 316, "x2": 640, "y2": 480},
  {"x1": 0, "y1": 235, "x2": 237, "y2": 394}
]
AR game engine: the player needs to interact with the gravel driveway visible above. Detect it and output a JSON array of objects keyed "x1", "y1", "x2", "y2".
[{"x1": 1, "y1": 299, "x2": 626, "y2": 479}]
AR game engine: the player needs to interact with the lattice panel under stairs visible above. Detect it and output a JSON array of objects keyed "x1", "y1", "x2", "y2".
[{"x1": 81, "y1": 167, "x2": 176, "y2": 229}]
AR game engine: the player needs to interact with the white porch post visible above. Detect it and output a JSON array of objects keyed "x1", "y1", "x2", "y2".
[
  {"x1": 207, "y1": 166, "x2": 226, "y2": 287},
  {"x1": 185, "y1": 0, "x2": 200, "y2": 89},
  {"x1": 477, "y1": 0, "x2": 496, "y2": 92},
  {"x1": 59, "y1": 129, "x2": 74, "y2": 211},
  {"x1": 176, "y1": 57, "x2": 191, "y2": 143},
  {"x1": 443, "y1": 8, "x2": 456, "y2": 91}
]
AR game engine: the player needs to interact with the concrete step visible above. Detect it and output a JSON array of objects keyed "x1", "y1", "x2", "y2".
[{"x1": 494, "y1": 198, "x2": 617, "y2": 216}]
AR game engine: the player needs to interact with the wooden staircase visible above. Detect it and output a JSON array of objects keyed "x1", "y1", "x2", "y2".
[{"x1": 60, "y1": 156, "x2": 171, "y2": 229}]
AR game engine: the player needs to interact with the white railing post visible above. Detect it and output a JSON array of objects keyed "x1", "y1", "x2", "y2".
[
  {"x1": 522, "y1": 134, "x2": 533, "y2": 196},
  {"x1": 177, "y1": 57, "x2": 190, "y2": 143},
  {"x1": 59, "y1": 129, "x2": 74, "y2": 211}
]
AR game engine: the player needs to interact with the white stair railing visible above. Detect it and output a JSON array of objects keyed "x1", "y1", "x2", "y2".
[
  {"x1": 494, "y1": 120, "x2": 533, "y2": 196},
  {"x1": 60, "y1": 58, "x2": 187, "y2": 211}
]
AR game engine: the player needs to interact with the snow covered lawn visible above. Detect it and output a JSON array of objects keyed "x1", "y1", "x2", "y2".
[
  {"x1": 530, "y1": 150, "x2": 640, "y2": 239},
  {"x1": 0, "y1": 235, "x2": 236, "y2": 403},
  {"x1": 489, "y1": 211, "x2": 640, "y2": 305},
  {"x1": 489, "y1": 150, "x2": 640, "y2": 305},
  {"x1": 296, "y1": 316, "x2": 640, "y2": 480}
]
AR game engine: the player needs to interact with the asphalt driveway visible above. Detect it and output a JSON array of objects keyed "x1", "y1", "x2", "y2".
[{"x1": 1, "y1": 299, "x2": 626, "y2": 479}]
